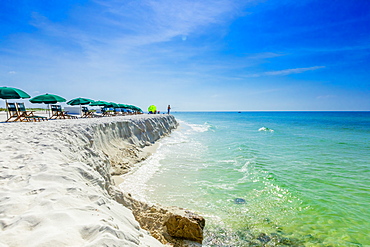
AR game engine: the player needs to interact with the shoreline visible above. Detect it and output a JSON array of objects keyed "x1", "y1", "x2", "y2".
[
  {"x1": 112, "y1": 142, "x2": 160, "y2": 186},
  {"x1": 0, "y1": 114, "x2": 204, "y2": 246}
]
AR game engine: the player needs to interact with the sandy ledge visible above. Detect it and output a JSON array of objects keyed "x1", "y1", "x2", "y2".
[{"x1": 0, "y1": 115, "x2": 203, "y2": 247}]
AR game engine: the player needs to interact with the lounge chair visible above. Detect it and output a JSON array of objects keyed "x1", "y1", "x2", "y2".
[
  {"x1": 101, "y1": 107, "x2": 114, "y2": 117},
  {"x1": 50, "y1": 105, "x2": 78, "y2": 119},
  {"x1": 120, "y1": 108, "x2": 128, "y2": 116},
  {"x1": 5, "y1": 102, "x2": 22, "y2": 122},
  {"x1": 5, "y1": 103, "x2": 43, "y2": 122},
  {"x1": 50, "y1": 105, "x2": 63, "y2": 119},
  {"x1": 81, "y1": 106, "x2": 94, "y2": 118},
  {"x1": 113, "y1": 108, "x2": 123, "y2": 116},
  {"x1": 17, "y1": 103, "x2": 48, "y2": 121}
]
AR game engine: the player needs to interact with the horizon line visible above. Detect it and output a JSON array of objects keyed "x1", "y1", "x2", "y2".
[{"x1": 171, "y1": 110, "x2": 370, "y2": 112}]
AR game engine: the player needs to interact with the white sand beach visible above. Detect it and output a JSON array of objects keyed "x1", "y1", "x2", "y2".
[{"x1": 0, "y1": 114, "x2": 197, "y2": 247}]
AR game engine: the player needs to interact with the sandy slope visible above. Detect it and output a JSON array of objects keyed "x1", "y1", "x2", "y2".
[{"x1": 0, "y1": 115, "x2": 178, "y2": 247}]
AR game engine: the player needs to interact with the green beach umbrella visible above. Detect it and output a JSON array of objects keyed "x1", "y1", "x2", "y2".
[
  {"x1": 118, "y1": 104, "x2": 130, "y2": 108},
  {"x1": 67, "y1": 97, "x2": 94, "y2": 105},
  {"x1": 89, "y1": 101, "x2": 112, "y2": 115},
  {"x1": 148, "y1": 105, "x2": 156, "y2": 113},
  {"x1": 108, "y1": 102, "x2": 120, "y2": 108},
  {"x1": 30, "y1": 93, "x2": 66, "y2": 104},
  {"x1": 0, "y1": 86, "x2": 31, "y2": 99},
  {"x1": 89, "y1": 100, "x2": 109, "y2": 106},
  {"x1": 30, "y1": 93, "x2": 66, "y2": 117},
  {"x1": 117, "y1": 104, "x2": 132, "y2": 114},
  {"x1": 128, "y1": 105, "x2": 142, "y2": 112},
  {"x1": 67, "y1": 98, "x2": 95, "y2": 115},
  {"x1": 0, "y1": 86, "x2": 31, "y2": 118}
]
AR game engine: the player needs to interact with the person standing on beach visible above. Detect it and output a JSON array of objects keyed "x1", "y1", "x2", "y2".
[{"x1": 167, "y1": 105, "x2": 171, "y2": 114}]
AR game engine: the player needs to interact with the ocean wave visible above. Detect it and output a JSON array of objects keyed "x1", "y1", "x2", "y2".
[
  {"x1": 177, "y1": 119, "x2": 214, "y2": 133},
  {"x1": 237, "y1": 160, "x2": 253, "y2": 173},
  {"x1": 258, "y1": 127, "x2": 274, "y2": 132},
  {"x1": 188, "y1": 122, "x2": 212, "y2": 132},
  {"x1": 119, "y1": 148, "x2": 165, "y2": 201},
  {"x1": 220, "y1": 160, "x2": 236, "y2": 164}
]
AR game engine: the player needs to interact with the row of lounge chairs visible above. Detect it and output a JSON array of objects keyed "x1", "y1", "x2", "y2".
[
  {"x1": 82, "y1": 107, "x2": 141, "y2": 118},
  {"x1": 6, "y1": 103, "x2": 48, "y2": 122},
  {"x1": 101, "y1": 107, "x2": 142, "y2": 117},
  {"x1": 5, "y1": 103, "x2": 79, "y2": 122},
  {"x1": 5, "y1": 104, "x2": 141, "y2": 122}
]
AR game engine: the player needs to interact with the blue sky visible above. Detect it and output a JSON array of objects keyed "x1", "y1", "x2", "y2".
[{"x1": 1, "y1": 0, "x2": 369, "y2": 111}]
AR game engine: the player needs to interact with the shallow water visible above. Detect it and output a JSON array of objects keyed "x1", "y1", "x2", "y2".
[{"x1": 121, "y1": 112, "x2": 370, "y2": 246}]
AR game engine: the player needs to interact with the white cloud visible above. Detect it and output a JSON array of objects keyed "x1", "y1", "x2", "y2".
[
  {"x1": 27, "y1": 0, "x2": 249, "y2": 51},
  {"x1": 8, "y1": 71, "x2": 16, "y2": 74},
  {"x1": 22, "y1": 0, "x2": 253, "y2": 74},
  {"x1": 246, "y1": 66, "x2": 325, "y2": 77},
  {"x1": 244, "y1": 52, "x2": 284, "y2": 59},
  {"x1": 316, "y1": 95, "x2": 336, "y2": 99}
]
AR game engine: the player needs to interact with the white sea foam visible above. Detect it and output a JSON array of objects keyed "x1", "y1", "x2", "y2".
[
  {"x1": 237, "y1": 160, "x2": 252, "y2": 173},
  {"x1": 119, "y1": 147, "x2": 165, "y2": 202},
  {"x1": 188, "y1": 122, "x2": 212, "y2": 132},
  {"x1": 258, "y1": 127, "x2": 274, "y2": 132},
  {"x1": 118, "y1": 121, "x2": 193, "y2": 201},
  {"x1": 220, "y1": 160, "x2": 236, "y2": 164}
]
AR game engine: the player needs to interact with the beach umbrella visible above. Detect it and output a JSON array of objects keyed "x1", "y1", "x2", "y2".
[
  {"x1": 109, "y1": 102, "x2": 120, "y2": 108},
  {"x1": 0, "y1": 86, "x2": 31, "y2": 118},
  {"x1": 29, "y1": 93, "x2": 66, "y2": 117},
  {"x1": 30, "y1": 93, "x2": 66, "y2": 104},
  {"x1": 118, "y1": 104, "x2": 130, "y2": 108},
  {"x1": 89, "y1": 101, "x2": 112, "y2": 114},
  {"x1": 135, "y1": 106, "x2": 143, "y2": 112},
  {"x1": 128, "y1": 105, "x2": 142, "y2": 112},
  {"x1": 148, "y1": 105, "x2": 156, "y2": 113},
  {"x1": 89, "y1": 100, "x2": 109, "y2": 106},
  {"x1": 67, "y1": 97, "x2": 94, "y2": 106},
  {"x1": 116, "y1": 104, "x2": 131, "y2": 113},
  {"x1": 0, "y1": 86, "x2": 31, "y2": 99},
  {"x1": 67, "y1": 98, "x2": 95, "y2": 115}
]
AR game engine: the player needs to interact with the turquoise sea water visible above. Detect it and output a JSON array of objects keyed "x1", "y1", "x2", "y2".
[{"x1": 122, "y1": 112, "x2": 370, "y2": 246}]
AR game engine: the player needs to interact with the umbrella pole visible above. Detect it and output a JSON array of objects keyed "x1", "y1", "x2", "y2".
[{"x1": 5, "y1": 99, "x2": 9, "y2": 120}]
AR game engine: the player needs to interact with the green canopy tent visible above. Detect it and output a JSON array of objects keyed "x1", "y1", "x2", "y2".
[
  {"x1": 0, "y1": 86, "x2": 31, "y2": 119},
  {"x1": 29, "y1": 93, "x2": 67, "y2": 117}
]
